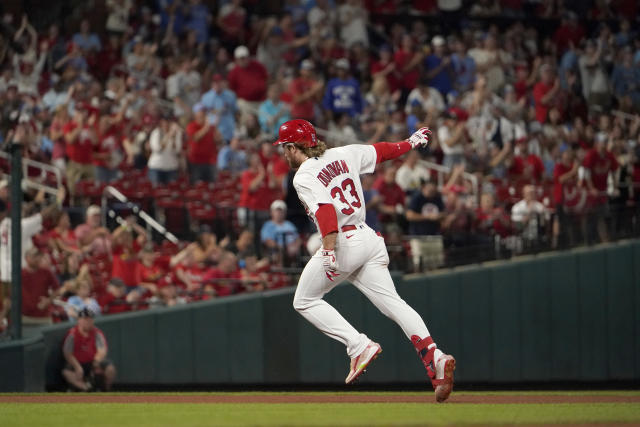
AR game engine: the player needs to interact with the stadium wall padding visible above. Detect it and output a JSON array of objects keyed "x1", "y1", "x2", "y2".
[{"x1": 0, "y1": 241, "x2": 639, "y2": 391}]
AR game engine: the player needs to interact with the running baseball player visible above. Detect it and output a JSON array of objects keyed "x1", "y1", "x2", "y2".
[{"x1": 273, "y1": 119, "x2": 455, "y2": 402}]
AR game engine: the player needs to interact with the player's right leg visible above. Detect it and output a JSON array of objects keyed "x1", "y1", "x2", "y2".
[
  {"x1": 349, "y1": 233, "x2": 455, "y2": 401},
  {"x1": 293, "y1": 253, "x2": 371, "y2": 361}
]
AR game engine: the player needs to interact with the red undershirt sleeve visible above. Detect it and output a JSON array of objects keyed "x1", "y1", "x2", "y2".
[
  {"x1": 373, "y1": 141, "x2": 412, "y2": 164},
  {"x1": 315, "y1": 204, "x2": 339, "y2": 237}
]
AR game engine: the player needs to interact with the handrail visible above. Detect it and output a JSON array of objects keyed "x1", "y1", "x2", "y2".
[
  {"x1": 102, "y1": 185, "x2": 179, "y2": 244},
  {"x1": 420, "y1": 160, "x2": 479, "y2": 206},
  {"x1": 0, "y1": 151, "x2": 62, "y2": 196}
]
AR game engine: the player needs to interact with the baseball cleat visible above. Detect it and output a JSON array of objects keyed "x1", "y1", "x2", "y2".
[
  {"x1": 345, "y1": 341, "x2": 382, "y2": 384},
  {"x1": 433, "y1": 354, "x2": 456, "y2": 403}
]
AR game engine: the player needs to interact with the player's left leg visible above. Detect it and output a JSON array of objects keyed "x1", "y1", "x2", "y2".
[{"x1": 349, "y1": 235, "x2": 455, "y2": 401}]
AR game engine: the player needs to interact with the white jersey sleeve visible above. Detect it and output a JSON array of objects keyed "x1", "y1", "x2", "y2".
[
  {"x1": 293, "y1": 170, "x2": 333, "y2": 216},
  {"x1": 347, "y1": 144, "x2": 377, "y2": 175}
]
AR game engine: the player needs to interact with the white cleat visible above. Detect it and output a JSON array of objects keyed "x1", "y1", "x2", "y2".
[
  {"x1": 433, "y1": 354, "x2": 456, "y2": 402},
  {"x1": 345, "y1": 341, "x2": 382, "y2": 384}
]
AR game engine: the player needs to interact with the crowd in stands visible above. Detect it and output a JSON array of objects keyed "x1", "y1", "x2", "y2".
[{"x1": 1, "y1": 0, "x2": 640, "y2": 332}]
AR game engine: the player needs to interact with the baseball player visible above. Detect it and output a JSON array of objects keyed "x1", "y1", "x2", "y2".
[{"x1": 273, "y1": 119, "x2": 455, "y2": 402}]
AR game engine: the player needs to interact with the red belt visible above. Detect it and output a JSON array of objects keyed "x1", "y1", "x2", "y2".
[{"x1": 341, "y1": 225, "x2": 357, "y2": 232}]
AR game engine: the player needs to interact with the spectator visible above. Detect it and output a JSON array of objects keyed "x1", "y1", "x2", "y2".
[
  {"x1": 258, "y1": 84, "x2": 291, "y2": 138},
  {"x1": 424, "y1": 35, "x2": 454, "y2": 97},
  {"x1": 337, "y1": 0, "x2": 369, "y2": 49},
  {"x1": 437, "y1": 110, "x2": 468, "y2": 168},
  {"x1": 475, "y1": 192, "x2": 511, "y2": 241},
  {"x1": 373, "y1": 166, "x2": 406, "y2": 226},
  {"x1": 228, "y1": 45, "x2": 269, "y2": 115},
  {"x1": 394, "y1": 34, "x2": 423, "y2": 97},
  {"x1": 217, "y1": 0, "x2": 247, "y2": 45},
  {"x1": 111, "y1": 217, "x2": 147, "y2": 291},
  {"x1": 98, "y1": 278, "x2": 136, "y2": 314},
  {"x1": 260, "y1": 200, "x2": 301, "y2": 258},
  {"x1": 396, "y1": 150, "x2": 431, "y2": 193},
  {"x1": 148, "y1": 113, "x2": 183, "y2": 186},
  {"x1": 288, "y1": 59, "x2": 323, "y2": 122},
  {"x1": 553, "y1": 147, "x2": 586, "y2": 247},
  {"x1": 135, "y1": 246, "x2": 164, "y2": 297},
  {"x1": 167, "y1": 57, "x2": 202, "y2": 119},
  {"x1": 75, "y1": 205, "x2": 112, "y2": 256},
  {"x1": 468, "y1": 33, "x2": 509, "y2": 93},
  {"x1": 441, "y1": 190, "x2": 475, "y2": 248},
  {"x1": 186, "y1": 103, "x2": 221, "y2": 183},
  {"x1": 371, "y1": 44, "x2": 401, "y2": 95},
  {"x1": 238, "y1": 152, "x2": 273, "y2": 230},
  {"x1": 49, "y1": 104, "x2": 70, "y2": 171},
  {"x1": 203, "y1": 251, "x2": 241, "y2": 297},
  {"x1": 583, "y1": 135, "x2": 619, "y2": 242},
  {"x1": 66, "y1": 280, "x2": 101, "y2": 320},
  {"x1": 62, "y1": 308, "x2": 116, "y2": 391},
  {"x1": 533, "y1": 64, "x2": 561, "y2": 124},
  {"x1": 508, "y1": 137, "x2": 545, "y2": 183},
  {"x1": 72, "y1": 19, "x2": 102, "y2": 53},
  {"x1": 308, "y1": 0, "x2": 337, "y2": 41},
  {"x1": 406, "y1": 180, "x2": 445, "y2": 270},
  {"x1": 322, "y1": 58, "x2": 363, "y2": 119},
  {"x1": 611, "y1": 49, "x2": 640, "y2": 110},
  {"x1": 49, "y1": 211, "x2": 80, "y2": 256},
  {"x1": 64, "y1": 107, "x2": 97, "y2": 198},
  {"x1": 184, "y1": 0, "x2": 212, "y2": 44},
  {"x1": 511, "y1": 184, "x2": 548, "y2": 242},
  {"x1": 405, "y1": 76, "x2": 446, "y2": 116},
  {"x1": 217, "y1": 136, "x2": 248, "y2": 176},
  {"x1": 578, "y1": 40, "x2": 610, "y2": 109},
  {"x1": 200, "y1": 74, "x2": 237, "y2": 143},
  {"x1": 21, "y1": 248, "x2": 59, "y2": 331},
  {"x1": 450, "y1": 38, "x2": 476, "y2": 93},
  {"x1": 106, "y1": 0, "x2": 133, "y2": 34}
]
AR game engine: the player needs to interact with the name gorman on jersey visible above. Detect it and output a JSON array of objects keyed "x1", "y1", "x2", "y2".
[{"x1": 316, "y1": 160, "x2": 350, "y2": 187}]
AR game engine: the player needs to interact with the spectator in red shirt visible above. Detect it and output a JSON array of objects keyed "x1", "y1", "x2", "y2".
[
  {"x1": 204, "y1": 251, "x2": 241, "y2": 297},
  {"x1": 63, "y1": 108, "x2": 97, "y2": 200},
  {"x1": 475, "y1": 192, "x2": 512, "y2": 240},
  {"x1": 583, "y1": 136, "x2": 619, "y2": 242},
  {"x1": 508, "y1": 138, "x2": 545, "y2": 183},
  {"x1": 75, "y1": 205, "x2": 112, "y2": 256},
  {"x1": 373, "y1": 166, "x2": 406, "y2": 226},
  {"x1": 135, "y1": 246, "x2": 165, "y2": 296},
  {"x1": 62, "y1": 308, "x2": 116, "y2": 391},
  {"x1": 553, "y1": 147, "x2": 586, "y2": 247},
  {"x1": 22, "y1": 247, "x2": 59, "y2": 329},
  {"x1": 186, "y1": 103, "x2": 221, "y2": 183},
  {"x1": 227, "y1": 45, "x2": 269, "y2": 115},
  {"x1": 371, "y1": 44, "x2": 401, "y2": 94},
  {"x1": 552, "y1": 12, "x2": 585, "y2": 54},
  {"x1": 239, "y1": 152, "x2": 276, "y2": 231},
  {"x1": 394, "y1": 34, "x2": 423, "y2": 96},
  {"x1": 111, "y1": 218, "x2": 147, "y2": 291},
  {"x1": 533, "y1": 64, "x2": 561, "y2": 123},
  {"x1": 98, "y1": 278, "x2": 135, "y2": 314},
  {"x1": 288, "y1": 59, "x2": 324, "y2": 121}
]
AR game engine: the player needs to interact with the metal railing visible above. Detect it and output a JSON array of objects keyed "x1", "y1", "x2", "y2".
[
  {"x1": 101, "y1": 185, "x2": 179, "y2": 244},
  {"x1": 0, "y1": 151, "x2": 62, "y2": 196}
]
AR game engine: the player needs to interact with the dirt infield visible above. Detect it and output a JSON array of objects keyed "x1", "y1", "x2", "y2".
[{"x1": 1, "y1": 393, "x2": 639, "y2": 404}]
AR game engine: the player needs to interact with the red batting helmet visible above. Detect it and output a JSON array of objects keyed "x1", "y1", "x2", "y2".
[{"x1": 273, "y1": 119, "x2": 318, "y2": 148}]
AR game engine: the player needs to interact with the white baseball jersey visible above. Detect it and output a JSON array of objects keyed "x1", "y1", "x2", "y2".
[
  {"x1": 0, "y1": 214, "x2": 43, "y2": 282},
  {"x1": 293, "y1": 144, "x2": 377, "y2": 229}
]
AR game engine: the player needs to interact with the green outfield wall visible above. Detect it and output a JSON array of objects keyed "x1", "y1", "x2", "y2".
[{"x1": 1, "y1": 240, "x2": 639, "y2": 391}]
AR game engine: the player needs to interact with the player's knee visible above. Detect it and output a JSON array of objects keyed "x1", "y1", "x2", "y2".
[{"x1": 293, "y1": 296, "x2": 311, "y2": 313}]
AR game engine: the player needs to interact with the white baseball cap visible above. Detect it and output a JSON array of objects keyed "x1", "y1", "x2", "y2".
[
  {"x1": 432, "y1": 35, "x2": 446, "y2": 47},
  {"x1": 234, "y1": 45, "x2": 249, "y2": 59},
  {"x1": 270, "y1": 200, "x2": 287, "y2": 211},
  {"x1": 335, "y1": 58, "x2": 350, "y2": 70}
]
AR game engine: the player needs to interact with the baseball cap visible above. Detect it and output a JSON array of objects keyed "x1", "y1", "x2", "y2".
[
  {"x1": 87, "y1": 205, "x2": 101, "y2": 217},
  {"x1": 270, "y1": 200, "x2": 287, "y2": 211},
  {"x1": 77, "y1": 307, "x2": 96, "y2": 318},
  {"x1": 109, "y1": 278, "x2": 126, "y2": 288},
  {"x1": 432, "y1": 35, "x2": 446, "y2": 47},
  {"x1": 300, "y1": 59, "x2": 314, "y2": 70},
  {"x1": 211, "y1": 73, "x2": 224, "y2": 82},
  {"x1": 335, "y1": 58, "x2": 350, "y2": 70},
  {"x1": 234, "y1": 45, "x2": 249, "y2": 59}
]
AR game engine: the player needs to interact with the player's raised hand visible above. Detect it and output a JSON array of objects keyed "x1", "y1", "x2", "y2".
[
  {"x1": 408, "y1": 127, "x2": 432, "y2": 149},
  {"x1": 321, "y1": 248, "x2": 339, "y2": 281}
]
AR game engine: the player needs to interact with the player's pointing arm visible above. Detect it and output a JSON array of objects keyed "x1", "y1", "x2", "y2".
[{"x1": 371, "y1": 127, "x2": 432, "y2": 164}]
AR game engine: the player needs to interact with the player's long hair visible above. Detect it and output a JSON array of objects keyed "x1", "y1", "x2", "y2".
[{"x1": 300, "y1": 140, "x2": 328, "y2": 158}]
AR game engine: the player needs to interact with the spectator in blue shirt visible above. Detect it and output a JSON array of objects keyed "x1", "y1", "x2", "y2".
[
  {"x1": 201, "y1": 74, "x2": 237, "y2": 143},
  {"x1": 217, "y1": 137, "x2": 248, "y2": 175},
  {"x1": 611, "y1": 49, "x2": 640, "y2": 108},
  {"x1": 66, "y1": 280, "x2": 101, "y2": 321},
  {"x1": 184, "y1": 0, "x2": 212, "y2": 44},
  {"x1": 424, "y1": 35, "x2": 454, "y2": 97},
  {"x1": 72, "y1": 19, "x2": 102, "y2": 53},
  {"x1": 258, "y1": 84, "x2": 291, "y2": 138},
  {"x1": 450, "y1": 38, "x2": 476, "y2": 93},
  {"x1": 322, "y1": 58, "x2": 363, "y2": 118},
  {"x1": 260, "y1": 200, "x2": 302, "y2": 257}
]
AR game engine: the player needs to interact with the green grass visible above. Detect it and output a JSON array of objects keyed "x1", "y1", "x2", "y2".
[{"x1": 1, "y1": 392, "x2": 639, "y2": 426}]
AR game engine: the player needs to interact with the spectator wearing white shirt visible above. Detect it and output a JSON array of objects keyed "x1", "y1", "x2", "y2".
[
  {"x1": 147, "y1": 114, "x2": 183, "y2": 186},
  {"x1": 437, "y1": 110, "x2": 467, "y2": 168},
  {"x1": 511, "y1": 185, "x2": 547, "y2": 241},
  {"x1": 166, "y1": 57, "x2": 202, "y2": 119},
  {"x1": 405, "y1": 77, "x2": 445, "y2": 116},
  {"x1": 396, "y1": 150, "x2": 431, "y2": 194},
  {"x1": 337, "y1": 0, "x2": 369, "y2": 48}
]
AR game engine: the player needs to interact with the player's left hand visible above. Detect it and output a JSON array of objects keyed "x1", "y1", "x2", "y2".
[
  {"x1": 321, "y1": 248, "x2": 339, "y2": 281},
  {"x1": 408, "y1": 127, "x2": 432, "y2": 149}
]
